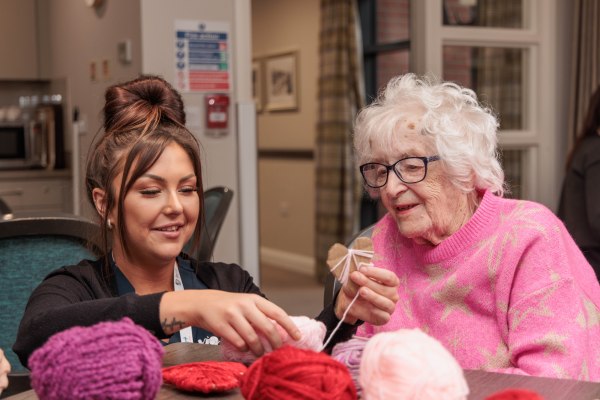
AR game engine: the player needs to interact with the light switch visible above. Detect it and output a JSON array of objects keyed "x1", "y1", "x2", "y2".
[{"x1": 117, "y1": 40, "x2": 132, "y2": 64}]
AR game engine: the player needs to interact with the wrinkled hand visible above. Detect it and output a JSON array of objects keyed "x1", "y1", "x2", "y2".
[
  {"x1": 334, "y1": 265, "x2": 399, "y2": 325},
  {"x1": 161, "y1": 290, "x2": 301, "y2": 357},
  {"x1": 0, "y1": 348, "x2": 11, "y2": 395}
]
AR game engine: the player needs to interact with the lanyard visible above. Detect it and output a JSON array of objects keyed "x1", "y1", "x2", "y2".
[{"x1": 173, "y1": 262, "x2": 193, "y2": 343}]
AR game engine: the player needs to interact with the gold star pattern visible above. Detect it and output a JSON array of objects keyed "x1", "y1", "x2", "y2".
[
  {"x1": 509, "y1": 277, "x2": 558, "y2": 330},
  {"x1": 551, "y1": 363, "x2": 570, "y2": 380},
  {"x1": 431, "y1": 274, "x2": 473, "y2": 321},
  {"x1": 424, "y1": 263, "x2": 447, "y2": 286},
  {"x1": 396, "y1": 274, "x2": 415, "y2": 321},
  {"x1": 535, "y1": 332, "x2": 568, "y2": 355},
  {"x1": 447, "y1": 328, "x2": 466, "y2": 354},
  {"x1": 584, "y1": 299, "x2": 600, "y2": 327},
  {"x1": 578, "y1": 360, "x2": 589, "y2": 381},
  {"x1": 576, "y1": 310, "x2": 587, "y2": 329},
  {"x1": 480, "y1": 343, "x2": 511, "y2": 369}
]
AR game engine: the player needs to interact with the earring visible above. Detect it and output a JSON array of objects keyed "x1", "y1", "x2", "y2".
[{"x1": 107, "y1": 218, "x2": 113, "y2": 230}]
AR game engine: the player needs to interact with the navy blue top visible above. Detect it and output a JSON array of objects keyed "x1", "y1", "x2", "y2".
[{"x1": 112, "y1": 256, "x2": 218, "y2": 345}]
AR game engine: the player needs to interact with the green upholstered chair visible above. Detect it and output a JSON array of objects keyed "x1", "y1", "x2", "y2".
[
  {"x1": 185, "y1": 186, "x2": 234, "y2": 262},
  {"x1": 0, "y1": 214, "x2": 102, "y2": 397}
]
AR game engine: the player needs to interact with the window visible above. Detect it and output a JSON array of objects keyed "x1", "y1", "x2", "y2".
[{"x1": 359, "y1": 0, "x2": 411, "y2": 101}]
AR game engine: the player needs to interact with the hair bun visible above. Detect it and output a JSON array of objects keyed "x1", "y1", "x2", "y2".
[{"x1": 103, "y1": 75, "x2": 186, "y2": 133}]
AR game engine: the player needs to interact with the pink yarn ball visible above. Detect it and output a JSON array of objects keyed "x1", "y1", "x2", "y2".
[
  {"x1": 360, "y1": 329, "x2": 469, "y2": 400},
  {"x1": 221, "y1": 316, "x2": 327, "y2": 364},
  {"x1": 29, "y1": 318, "x2": 164, "y2": 400}
]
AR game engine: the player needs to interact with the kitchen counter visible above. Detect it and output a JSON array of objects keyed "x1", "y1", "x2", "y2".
[{"x1": 0, "y1": 169, "x2": 73, "y2": 213}]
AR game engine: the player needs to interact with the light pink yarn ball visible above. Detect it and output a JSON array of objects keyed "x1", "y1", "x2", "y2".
[
  {"x1": 221, "y1": 316, "x2": 327, "y2": 364},
  {"x1": 360, "y1": 329, "x2": 469, "y2": 400}
]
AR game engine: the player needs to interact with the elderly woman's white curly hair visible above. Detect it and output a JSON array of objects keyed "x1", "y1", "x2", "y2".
[{"x1": 353, "y1": 73, "x2": 506, "y2": 196}]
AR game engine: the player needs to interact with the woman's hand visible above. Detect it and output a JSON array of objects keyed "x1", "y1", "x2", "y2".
[
  {"x1": 334, "y1": 265, "x2": 399, "y2": 325},
  {"x1": 160, "y1": 290, "x2": 301, "y2": 356},
  {"x1": 0, "y1": 348, "x2": 11, "y2": 395}
]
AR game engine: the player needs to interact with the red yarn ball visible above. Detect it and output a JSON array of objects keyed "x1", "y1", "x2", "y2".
[
  {"x1": 240, "y1": 345, "x2": 357, "y2": 400},
  {"x1": 485, "y1": 388, "x2": 545, "y2": 400}
]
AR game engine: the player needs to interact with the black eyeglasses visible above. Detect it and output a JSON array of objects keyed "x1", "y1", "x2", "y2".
[{"x1": 359, "y1": 156, "x2": 440, "y2": 188}]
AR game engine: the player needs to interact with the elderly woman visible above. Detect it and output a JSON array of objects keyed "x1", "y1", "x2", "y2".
[{"x1": 344, "y1": 74, "x2": 600, "y2": 381}]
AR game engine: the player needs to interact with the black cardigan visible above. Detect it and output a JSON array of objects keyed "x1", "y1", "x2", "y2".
[{"x1": 13, "y1": 256, "x2": 355, "y2": 367}]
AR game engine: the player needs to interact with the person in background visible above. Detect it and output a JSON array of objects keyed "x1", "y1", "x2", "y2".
[
  {"x1": 14, "y1": 75, "x2": 398, "y2": 367},
  {"x1": 336, "y1": 73, "x2": 600, "y2": 381},
  {"x1": 0, "y1": 348, "x2": 10, "y2": 395},
  {"x1": 558, "y1": 86, "x2": 600, "y2": 280}
]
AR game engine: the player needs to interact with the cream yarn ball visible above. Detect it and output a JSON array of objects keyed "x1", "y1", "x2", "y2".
[
  {"x1": 221, "y1": 316, "x2": 326, "y2": 364},
  {"x1": 360, "y1": 329, "x2": 469, "y2": 400}
]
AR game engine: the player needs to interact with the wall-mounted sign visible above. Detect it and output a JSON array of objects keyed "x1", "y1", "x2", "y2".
[{"x1": 174, "y1": 20, "x2": 231, "y2": 93}]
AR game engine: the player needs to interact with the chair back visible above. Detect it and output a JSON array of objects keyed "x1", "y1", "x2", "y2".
[
  {"x1": 0, "y1": 197, "x2": 12, "y2": 219},
  {"x1": 323, "y1": 224, "x2": 375, "y2": 307},
  {"x1": 185, "y1": 186, "x2": 234, "y2": 262},
  {"x1": 0, "y1": 214, "x2": 103, "y2": 376}
]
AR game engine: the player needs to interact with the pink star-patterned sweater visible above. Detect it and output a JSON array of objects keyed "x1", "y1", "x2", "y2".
[{"x1": 357, "y1": 190, "x2": 600, "y2": 381}]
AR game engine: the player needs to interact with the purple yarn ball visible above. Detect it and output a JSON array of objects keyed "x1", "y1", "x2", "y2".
[
  {"x1": 29, "y1": 318, "x2": 164, "y2": 400},
  {"x1": 331, "y1": 335, "x2": 369, "y2": 396}
]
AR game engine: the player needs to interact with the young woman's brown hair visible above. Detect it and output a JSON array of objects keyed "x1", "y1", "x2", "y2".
[{"x1": 85, "y1": 75, "x2": 204, "y2": 270}]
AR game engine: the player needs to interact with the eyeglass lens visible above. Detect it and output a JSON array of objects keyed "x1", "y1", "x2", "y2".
[{"x1": 361, "y1": 157, "x2": 429, "y2": 187}]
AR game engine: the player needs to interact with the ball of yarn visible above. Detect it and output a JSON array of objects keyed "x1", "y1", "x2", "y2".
[
  {"x1": 240, "y1": 345, "x2": 357, "y2": 400},
  {"x1": 29, "y1": 317, "x2": 164, "y2": 400},
  {"x1": 485, "y1": 389, "x2": 545, "y2": 400},
  {"x1": 162, "y1": 361, "x2": 247, "y2": 393},
  {"x1": 360, "y1": 329, "x2": 469, "y2": 400},
  {"x1": 221, "y1": 315, "x2": 326, "y2": 364},
  {"x1": 331, "y1": 336, "x2": 369, "y2": 396}
]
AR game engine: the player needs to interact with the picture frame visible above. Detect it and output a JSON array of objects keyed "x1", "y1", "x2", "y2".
[
  {"x1": 252, "y1": 60, "x2": 263, "y2": 113},
  {"x1": 264, "y1": 51, "x2": 298, "y2": 111}
]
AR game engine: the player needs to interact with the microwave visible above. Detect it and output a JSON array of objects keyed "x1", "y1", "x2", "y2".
[
  {"x1": 0, "y1": 104, "x2": 65, "y2": 170},
  {"x1": 0, "y1": 120, "x2": 47, "y2": 169}
]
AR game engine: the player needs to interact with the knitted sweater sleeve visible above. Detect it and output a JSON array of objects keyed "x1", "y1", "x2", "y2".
[{"x1": 490, "y1": 206, "x2": 600, "y2": 380}]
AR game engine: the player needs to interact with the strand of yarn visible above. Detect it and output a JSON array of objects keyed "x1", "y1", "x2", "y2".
[
  {"x1": 240, "y1": 345, "x2": 357, "y2": 400},
  {"x1": 329, "y1": 249, "x2": 374, "y2": 285},
  {"x1": 29, "y1": 317, "x2": 164, "y2": 400},
  {"x1": 360, "y1": 329, "x2": 469, "y2": 400},
  {"x1": 331, "y1": 335, "x2": 369, "y2": 396},
  {"x1": 221, "y1": 316, "x2": 326, "y2": 364},
  {"x1": 319, "y1": 292, "x2": 360, "y2": 351},
  {"x1": 320, "y1": 247, "x2": 373, "y2": 351}
]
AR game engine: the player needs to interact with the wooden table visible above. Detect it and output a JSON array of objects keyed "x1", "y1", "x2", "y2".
[{"x1": 7, "y1": 342, "x2": 600, "y2": 399}]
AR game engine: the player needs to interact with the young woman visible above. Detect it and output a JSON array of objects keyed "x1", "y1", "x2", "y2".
[{"x1": 14, "y1": 76, "x2": 398, "y2": 367}]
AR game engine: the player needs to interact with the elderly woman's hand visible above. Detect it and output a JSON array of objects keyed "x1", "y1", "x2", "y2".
[
  {"x1": 334, "y1": 265, "x2": 399, "y2": 325},
  {"x1": 0, "y1": 348, "x2": 11, "y2": 395}
]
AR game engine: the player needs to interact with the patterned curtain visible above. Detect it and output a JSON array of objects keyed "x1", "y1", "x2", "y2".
[
  {"x1": 568, "y1": 0, "x2": 600, "y2": 150},
  {"x1": 315, "y1": 0, "x2": 365, "y2": 282}
]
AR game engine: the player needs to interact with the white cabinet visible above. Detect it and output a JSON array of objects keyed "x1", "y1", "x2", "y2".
[
  {"x1": 0, "y1": 0, "x2": 38, "y2": 79},
  {"x1": 0, "y1": 170, "x2": 72, "y2": 213}
]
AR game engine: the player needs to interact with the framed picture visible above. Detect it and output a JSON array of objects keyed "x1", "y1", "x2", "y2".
[
  {"x1": 264, "y1": 51, "x2": 298, "y2": 111},
  {"x1": 252, "y1": 60, "x2": 263, "y2": 113}
]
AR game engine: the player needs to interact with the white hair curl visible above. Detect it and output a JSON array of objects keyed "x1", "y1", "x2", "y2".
[{"x1": 353, "y1": 73, "x2": 505, "y2": 196}]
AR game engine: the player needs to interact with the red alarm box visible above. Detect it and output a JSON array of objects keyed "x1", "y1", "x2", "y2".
[{"x1": 205, "y1": 94, "x2": 229, "y2": 130}]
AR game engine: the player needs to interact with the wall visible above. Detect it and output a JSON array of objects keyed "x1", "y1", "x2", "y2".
[
  {"x1": 252, "y1": 0, "x2": 320, "y2": 276},
  {"x1": 0, "y1": 0, "x2": 38, "y2": 79},
  {"x1": 37, "y1": 0, "x2": 143, "y2": 217},
  {"x1": 36, "y1": 0, "x2": 255, "y2": 271}
]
